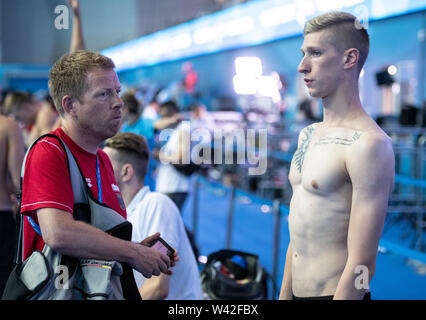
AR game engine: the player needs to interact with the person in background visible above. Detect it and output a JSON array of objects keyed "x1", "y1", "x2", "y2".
[
  {"x1": 104, "y1": 132, "x2": 202, "y2": 300},
  {"x1": 27, "y1": 95, "x2": 60, "y2": 147},
  {"x1": 2, "y1": 91, "x2": 39, "y2": 146},
  {"x1": 0, "y1": 114, "x2": 25, "y2": 297},
  {"x1": 68, "y1": 0, "x2": 86, "y2": 53},
  {"x1": 154, "y1": 100, "x2": 191, "y2": 211},
  {"x1": 120, "y1": 92, "x2": 181, "y2": 191}
]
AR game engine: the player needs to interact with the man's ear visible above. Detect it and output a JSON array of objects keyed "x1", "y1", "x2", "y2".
[
  {"x1": 62, "y1": 95, "x2": 76, "y2": 115},
  {"x1": 121, "y1": 163, "x2": 134, "y2": 183},
  {"x1": 343, "y1": 48, "x2": 359, "y2": 70}
]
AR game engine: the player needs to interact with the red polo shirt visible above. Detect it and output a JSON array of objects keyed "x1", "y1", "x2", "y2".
[{"x1": 20, "y1": 127, "x2": 126, "y2": 260}]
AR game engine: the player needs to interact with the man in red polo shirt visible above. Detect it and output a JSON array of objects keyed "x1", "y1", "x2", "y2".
[{"x1": 20, "y1": 50, "x2": 174, "y2": 286}]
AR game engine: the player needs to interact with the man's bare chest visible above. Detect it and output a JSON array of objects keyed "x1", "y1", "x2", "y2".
[{"x1": 289, "y1": 126, "x2": 362, "y2": 194}]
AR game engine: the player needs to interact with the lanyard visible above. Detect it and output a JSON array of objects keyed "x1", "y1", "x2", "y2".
[{"x1": 96, "y1": 155, "x2": 102, "y2": 203}]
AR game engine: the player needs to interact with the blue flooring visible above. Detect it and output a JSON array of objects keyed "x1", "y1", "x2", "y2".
[{"x1": 181, "y1": 177, "x2": 426, "y2": 300}]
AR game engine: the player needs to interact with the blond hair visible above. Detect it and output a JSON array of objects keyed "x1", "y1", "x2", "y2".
[
  {"x1": 104, "y1": 132, "x2": 150, "y2": 180},
  {"x1": 304, "y1": 11, "x2": 370, "y2": 72},
  {"x1": 48, "y1": 50, "x2": 115, "y2": 116}
]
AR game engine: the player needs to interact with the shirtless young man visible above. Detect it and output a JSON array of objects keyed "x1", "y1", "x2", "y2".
[{"x1": 279, "y1": 12, "x2": 395, "y2": 300}]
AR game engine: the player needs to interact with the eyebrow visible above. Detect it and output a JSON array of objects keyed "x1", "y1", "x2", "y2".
[{"x1": 301, "y1": 46, "x2": 322, "y2": 53}]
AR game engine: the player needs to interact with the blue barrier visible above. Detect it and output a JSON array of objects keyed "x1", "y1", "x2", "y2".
[
  {"x1": 379, "y1": 240, "x2": 426, "y2": 264},
  {"x1": 196, "y1": 174, "x2": 425, "y2": 264},
  {"x1": 395, "y1": 174, "x2": 426, "y2": 189}
]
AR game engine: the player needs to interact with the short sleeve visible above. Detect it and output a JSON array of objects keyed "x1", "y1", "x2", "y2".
[{"x1": 21, "y1": 137, "x2": 74, "y2": 215}]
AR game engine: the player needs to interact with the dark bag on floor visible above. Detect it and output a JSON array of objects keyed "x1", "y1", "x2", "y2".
[{"x1": 200, "y1": 249, "x2": 267, "y2": 300}]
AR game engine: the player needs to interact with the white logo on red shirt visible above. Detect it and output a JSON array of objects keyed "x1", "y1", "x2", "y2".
[
  {"x1": 111, "y1": 184, "x2": 120, "y2": 192},
  {"x1": 85, "y1": 178, "x2": 92, "y2": 187}
]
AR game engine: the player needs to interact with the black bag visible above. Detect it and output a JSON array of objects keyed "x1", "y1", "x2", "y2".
[
  {"x1": 172, "y1": 147, "x2": 213, "y2": 176},
  {"x1": 173, "y1": 163, "x2": 201, "y2": 176},
  {"x1": 200, "y1": 249, "x2": 267, "y2": 300},
  {"x1": 2, "y1": 134, "x2": 140, "y2": 300}
]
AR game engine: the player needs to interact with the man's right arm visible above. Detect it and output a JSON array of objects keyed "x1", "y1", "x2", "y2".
[
  {"x1": 139, "y1": 274, "x2": 170, "y2": 300},
  {"x1": 7, "y1": 118, "x2": 25, "y2": 194},
  {"x1": 68, "y1": 0, "x2": 86, "y2": 52},
  {"x1": 37, "y1": 207, "x2": 171, "y2": 278}
]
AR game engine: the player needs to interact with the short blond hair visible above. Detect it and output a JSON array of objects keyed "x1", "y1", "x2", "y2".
[
  {"x1": 48, "y1": 50, "x2": 115, "y2": 116},
  {"x1": 304, "y1": 11, "x2": 369, "y2": 72}
]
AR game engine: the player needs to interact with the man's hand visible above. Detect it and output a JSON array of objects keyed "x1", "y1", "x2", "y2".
[
  {"x1": 140, "y1": 232, "x2": 180, "y2": 275},
  {"x1": 67, "y1": 0, "x2": 80, "y2": 16},
  {"x1": 131, "y1": 242, "x2": 171, "y2": 279},
  {"x1": 140, "y1": 232, "x2": 161, "y2": 247}
]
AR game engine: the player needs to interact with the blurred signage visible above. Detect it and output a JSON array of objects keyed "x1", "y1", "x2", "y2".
[{"x1": 101, "y1": 0, "x2": 426, "y2": 72}]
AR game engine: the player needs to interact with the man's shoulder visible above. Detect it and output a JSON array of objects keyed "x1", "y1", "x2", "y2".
[
  {"x1": 31, "y1": 129, "x2": 65, "y2": 151},
  {"x1": 345, "y1": 129, "x2": 394, "y2": 172},
  {"x1": 350, "y1": 129, "x2": 393, "y2": 154},
  {"x1": 145, "y1": 191, "x2": 177, "y2": 205},
  {"x1": 142, "y1": 191, "x2": 180, "y2": 213},
  {"x1": 295, "y1": 122, "x2": 319, "y2": 146},
  {"x1": 299, "y1": 122, "x2": 320, "y2": 135},
  {"x1": 0, "y1": 115, "x2": 20, "y2": 135}
]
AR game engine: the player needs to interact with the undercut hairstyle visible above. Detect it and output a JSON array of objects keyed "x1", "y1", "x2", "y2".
[
  {"x1": 104, "y1": 132, "x2": 150, "y2": 181},
  {"x1": 304, "y1": 11, "x2": 370, "y2": 73},
  {"x1": 48, "y1": 50, "x2": 115, "y2": 116}
]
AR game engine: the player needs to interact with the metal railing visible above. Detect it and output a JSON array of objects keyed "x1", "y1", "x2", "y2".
[{"x1": 188, "y1": 124, "x2": 426, "y2": 299}]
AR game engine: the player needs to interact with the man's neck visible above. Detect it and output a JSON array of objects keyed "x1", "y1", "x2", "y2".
[
  {"x1": 321, "y1": 80, "x2": 365, "y2": 127},
  {"x1": 122, "y1": 181, "x2": 145, "y2": 207},
  {"x1": 61, "y1": 122, "x2": 100, "y2": 154}
]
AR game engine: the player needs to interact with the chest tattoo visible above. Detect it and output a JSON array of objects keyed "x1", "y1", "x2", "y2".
[
  {"x1": 313, "y1": 132, "x2": 362, "y2": 147},
  {"x1": 293, "y1": 126, "x2": 315, "y2": 173}
]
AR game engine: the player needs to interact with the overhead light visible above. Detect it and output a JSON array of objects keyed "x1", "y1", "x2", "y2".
[
  {"x1": 233, "y1": 75, "x2": 257, "y2": 95},
  {"x1": 388, "y1": 65, "x2": 397, "y2": 75},
  {"x1": 234, "y1": 57, "x2": 262, "y2": 78}
]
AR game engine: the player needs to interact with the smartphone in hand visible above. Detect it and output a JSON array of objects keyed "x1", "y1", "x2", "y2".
[{"x1": 149, "y1": 237, "x2": 175, "y2": 261}]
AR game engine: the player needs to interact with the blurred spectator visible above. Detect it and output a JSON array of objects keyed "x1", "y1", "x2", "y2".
[
  {"x1": 155, "y1": 101, "x2": 191, "y2": 211},
  {"x1": 120, "y1": 92, "x2": 181, "y2": 190},
  {"x1": 189, "y1": 102, "x2": 215, "y2": 131},
  {"x1": 0, "y1": 114, "x2": 25, "y2": 297},
  {"x1": 142, "y1": 97, "x2": 160, "y2": 120},
  {"x1": 296, "y1": 98, "x2": 319, "y2": 122},
  {"x1": 3, "y1": 91, "x2": 39, "y2": 145},
  {"x1": 27, "y1": 95, "x2": 60, "y2": 147}
]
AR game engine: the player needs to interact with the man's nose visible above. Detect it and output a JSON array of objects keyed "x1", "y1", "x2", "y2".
[
  {"x1": 113, "y1": 92, "x2": 124, "y2": 109},
  {"x1": 298, "y1": 56, "x2": 310, "y2": 74}
]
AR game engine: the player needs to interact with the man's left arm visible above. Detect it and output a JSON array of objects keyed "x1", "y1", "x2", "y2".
[{"x1": 334, "y1": 134, "x2": 394, "y2": 300}]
